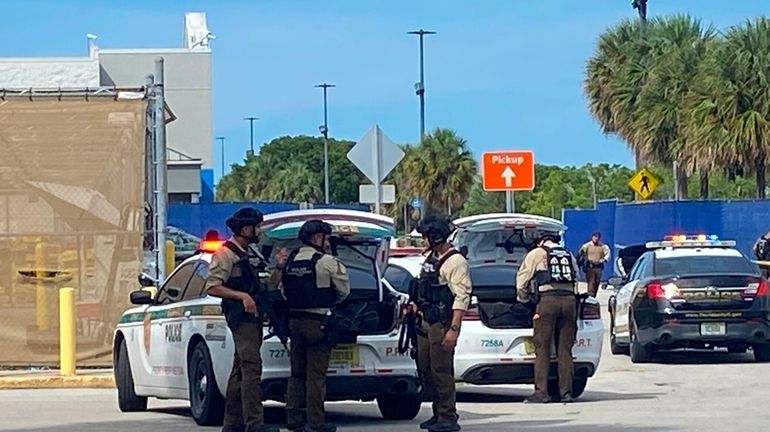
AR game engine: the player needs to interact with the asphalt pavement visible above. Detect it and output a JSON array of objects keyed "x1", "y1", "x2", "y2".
[{"x1": 1, "y1": 288, "x2": 768, "y2": 431}]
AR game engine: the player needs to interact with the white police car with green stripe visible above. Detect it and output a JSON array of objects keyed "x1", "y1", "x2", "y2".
[
  {"x1": 385, "y1": 213, "x2": 603, "y2": 399},
  {"x1": 113, "y1": 210, "x2": 420, "y2": 426}
]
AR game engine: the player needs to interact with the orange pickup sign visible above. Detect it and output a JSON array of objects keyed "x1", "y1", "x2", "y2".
[{"x1": 481, "y1": 151, "x2": 535, "y2": 191}]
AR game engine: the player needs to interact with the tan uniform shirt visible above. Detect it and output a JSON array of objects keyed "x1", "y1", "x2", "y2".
[
  {"x1": 579, "y1": 241, "x2": 611, "y2": 265},
  {"x1": 286, "y1": 246, "x2": 351, "y2": 315},
  {"x1": 516, "y1": 241, "x2": 578, "y2": 303},
  {"x1": 436, "y1": 249, "x2": 472, "y2": 311},
  {"x1": 205, "y1": 238, "x2": 277, "y2": 292}
]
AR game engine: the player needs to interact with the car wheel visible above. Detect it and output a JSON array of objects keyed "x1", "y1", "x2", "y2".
[
  {"x1": 629, "y1": 320, "x2": 653, "y2": 364},
  {"x1": 753, "y1": 344, "x2": 770, "y2": 362},
  {"x1": 609, "y1": 310, "x2": 629, "y2": 356},
  {"x1": 116, "y1": 339, "x2": 148, "y2": 412},
  {"x1": 188, "y1": 342, "x2": 225, "y2": 426},
  {"x1": 376, "y1": 393, "x2": 421, "y2": 420},
  {"x1": 547, "y1": 378, "x2": 588, "y2": 400}
]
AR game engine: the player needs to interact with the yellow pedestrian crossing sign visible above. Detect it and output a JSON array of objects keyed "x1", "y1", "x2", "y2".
[{"x1": 628, "y1": 168, "x2": 661, "y2": 200}]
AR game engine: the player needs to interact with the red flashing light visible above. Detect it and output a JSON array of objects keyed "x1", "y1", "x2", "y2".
[
  {"x1": 199, "y1": 240, "x2": 224, "y2": 253},
  {"x1": 646, "y1": 282, "x2": 665, "y2": 299}
]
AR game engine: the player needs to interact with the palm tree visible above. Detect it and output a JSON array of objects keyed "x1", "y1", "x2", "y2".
[
  {"x1": 400, "y1": 128, "x2": 477, "y2": 216},
  {"x1": 263, "y1": 161, "x2": 322, "y2": 202},
  {"x1": 685, "y1": 18, "x2": 770, "y2": 198}
]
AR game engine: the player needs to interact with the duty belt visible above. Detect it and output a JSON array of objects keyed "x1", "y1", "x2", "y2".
[{"x1": 288, "y1": 310, "x2": 329, "y2": 321}]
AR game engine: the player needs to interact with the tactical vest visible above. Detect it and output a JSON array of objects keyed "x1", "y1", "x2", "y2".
[
  {"x1": 414, "y1": 249, "x2": 459, "y2": 325},
  {"x1": 535, "y1": 245, "x2": 577, "y2": 286},
  {"x1": 282, "y1": 250, "x2": 337, "y2": 310},
  {"x1": 221, "y1": 241, "x2": 262, "y2": 328}
]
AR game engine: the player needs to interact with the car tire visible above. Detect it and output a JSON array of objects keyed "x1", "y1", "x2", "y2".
[
  {"x1": 376, "y1": 392, "x2": 421, "y2": 420},
  {"x1": 629, "y1": 320, "x2": 653, "y2": 364},
  {"x1": 547, "y1": 378, "x2": 588, "y2": 400},
  {"x1": 609, "y1": 310, "x2": 629, "y2": 356},
  {"x1": 116, "y1": 339, "x2": 148, "y2": 412},
  {"x1": 753, "y1": 344, "x2": 770, "y2": 362},
  {"x1": 188, "y1": 342, "x2": 226, "y2": 426}
]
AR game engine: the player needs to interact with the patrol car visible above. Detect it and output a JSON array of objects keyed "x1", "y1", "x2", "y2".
[
  {"x1": 113, "y1": 209, "x2": 420, "y2": 426},
  {"x1": 608, "y1": 235, "x2": 770, "y2": 363},
  {"x1": 385, "y1": 213, "x2": 604, "y2": 399}
]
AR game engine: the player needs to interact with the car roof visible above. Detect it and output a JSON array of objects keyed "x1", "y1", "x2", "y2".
[
  {"x1": 388, "y1": 256, "x2": 423, "y2": 276},
  {"x1": 653, "y1": 247, "x2": 743, "y2": 259}
]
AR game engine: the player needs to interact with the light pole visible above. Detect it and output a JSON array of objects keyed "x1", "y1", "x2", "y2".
[
  {"x1": 632, "y1": 0, "x2": 648, "y2": 23},
  {"x1": 315, "y1": 83, "x2": 335, "y2": 204},
  {"x1": 243, "y1": 116, "x2": 259, "y2": 157},
  {"x1": 408, "y1": 29, "x2": 436, "y2": 145},
  {"x1": 217, "y1": 136, "x2": 226, "y2": 177}
]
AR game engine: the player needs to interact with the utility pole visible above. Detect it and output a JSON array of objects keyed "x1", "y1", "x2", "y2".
[
  {"x1": 217, "y1": 136, "x2": 226, "y2": 177},
  {"x1": 315, "y1": 83, "x2": 336, "y2": 204},
  {"x1": 243, "y1": 116, "x2": 258, "y2": 157},
  {"x1": 408, "y1": 29, "x2": 436, "y2": 145}
]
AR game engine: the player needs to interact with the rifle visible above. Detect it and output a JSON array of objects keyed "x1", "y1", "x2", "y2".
[{"x1": 398, "y1": 303, "x2": 419, "y2": 359}]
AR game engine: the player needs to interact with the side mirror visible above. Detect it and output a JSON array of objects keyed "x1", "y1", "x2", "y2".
[
  {"x1": 607, "y1": 276, "x2": 625, "y2": 287},
  {"x1": 130, "y1": 290, "x2": 154, "y2": 305}
]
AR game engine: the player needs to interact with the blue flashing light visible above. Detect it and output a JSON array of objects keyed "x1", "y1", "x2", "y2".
[{"x1": 709, "y1": 234, "x2": 719, "y2": 241}]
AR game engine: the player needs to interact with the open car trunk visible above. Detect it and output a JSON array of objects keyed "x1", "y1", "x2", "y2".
[
  {"x1": 614, "y1": 243, "x2": 652, "y2": 276},
  {"x1": 259, "y1": 210, "x2": 400, "y2": 336},
  {"x1": 452, "y1": 213, "x2": 566, "y2": 329}
]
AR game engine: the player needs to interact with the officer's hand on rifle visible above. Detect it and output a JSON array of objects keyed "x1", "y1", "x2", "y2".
[
  {"x1": 275, "y1": 247, "x2": 289, "y2": 269},
  {"x1": 241, "y1": 293, "x2": 257, "y2": 315}
]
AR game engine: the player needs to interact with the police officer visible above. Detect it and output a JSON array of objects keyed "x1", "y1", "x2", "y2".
[
  {"x1": 753, "y1": 231, "x2": 770, "y2": 278},
  {"x1": 578, "y1": 231, "x2": 610, "y2": 297},
  {"x1": 412, "y1": 215, "x2": 471, "y2": 432},
  {"x1": 283, "y1": 220, "x2": 350, "y2": 432},
  {"x1": 517, "y1": 233, "x2": 579, "y2": 404},
  {"x1": 206, "y1": 208, "x2": 287, "y2": 432}
]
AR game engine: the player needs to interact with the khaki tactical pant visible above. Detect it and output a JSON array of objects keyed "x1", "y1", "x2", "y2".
[
  {"x1": 286, "y1": 318, "x2": 332, "y2": 429},
  {"x1": 585, "y1": 266, "x2": 603, "y2": 297},
  {"x1": 224, "y1": 322, "x2": 265, "y2": 428},
  {"x1": 533, "y1": 294, "x2": 577, "y2": 398},
  {"x1": 417, "y1": 321, "x2": 457, "y2": 422}
]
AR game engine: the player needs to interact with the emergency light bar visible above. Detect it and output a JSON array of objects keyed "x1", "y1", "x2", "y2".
[
  {"x1": 198, "y1": 240, "x2": 225, "y2": 253},
  {"x1": 645, "y1": 234, "x2": 735, "y2": 249}
]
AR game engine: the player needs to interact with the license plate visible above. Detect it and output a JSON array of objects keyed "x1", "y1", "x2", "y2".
[
  {"x1": 523, "y1": 337, "x2": 535, "y2": 355},
  {"x1": 329, "y1": 345, "x2": 360, "y2": 366},
  {"x1": 700, "y1": 322, "x2": 726, "y2": 336}
]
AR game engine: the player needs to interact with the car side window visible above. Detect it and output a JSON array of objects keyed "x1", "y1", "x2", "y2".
[
  {"x1": 181, "y1": 262, "x2": 209, "y2": 301},
  {"x1": 156, "y1": 263, "x2": 197, "y2": 305},
  {"x1": 384, "y1": 266, "x2": 412, "y2": 294},
  {"x1": 628, "y1": 253, "x2": 649, "y2": 281}
]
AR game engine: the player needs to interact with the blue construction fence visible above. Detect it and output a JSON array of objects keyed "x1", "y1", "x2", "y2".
[
  {"x1": 563, "y1": 199, "x2": 770, "y2": 281},
  {"x1": 169, "y1": 202, "x2": 369, "y2": 238}
]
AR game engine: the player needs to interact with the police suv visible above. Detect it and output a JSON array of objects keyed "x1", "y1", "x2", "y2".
[
  {"x1": 608, "y1": 235, "x2": 770, "y2": 363},
  {"x1": 385, "y1": 213, "x2": 603, "y2": 399},
  {"x1": 113, "y1": 210, "x2": 420, "y2": 426}
]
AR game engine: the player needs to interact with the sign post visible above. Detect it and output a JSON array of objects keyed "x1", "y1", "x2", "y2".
[
  {"x1": 482, "y1": 150, "x2": 535, "y2": 213},
  {"x1": 347, "y1": 125, "x2": 404, "y2": 214}
]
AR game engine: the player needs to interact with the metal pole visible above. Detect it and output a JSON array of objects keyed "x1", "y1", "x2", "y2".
[
  {"x1": 315, "y1": 83, "x2": 335, "y2": 204},
  {"x1": 408, "y1": 29, "x2": 436, "y2": 145},
  {"x1": 154, "y1": 57, "x2": 168, "y2": 281},
  {"x1": 217, "y1": 136, "x2": 226, "y2": 177},
  {"x1": 673, "y1": 161, "x2": 680, "y2": 201},
  {"x1": 373, "y1": 125, "x2": 382, "y2": 214},
  {"x1": 505, "y1": 191, "x2": 513, "y2": 213},
  {"x1": 243, "y1": 117, "x2": 258, "y2": 156}
]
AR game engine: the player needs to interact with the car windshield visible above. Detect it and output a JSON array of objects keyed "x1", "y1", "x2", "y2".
[
  {"x1": 469, "y1": 265, "x2": 517, "y2": 287},
  {"x1": 348, "y1": 267, "x2": 378, "y2": 290},
  {"x1": 655, "y1": 255, "x2": 759, "y2": 276}
]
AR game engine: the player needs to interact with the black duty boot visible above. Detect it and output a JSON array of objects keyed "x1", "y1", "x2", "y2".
[
  {"x1": 524, "y1": 392, "x2": 551, "y2": 404},
  {"x1": 420, "y1": 416, "x2": 438, "y2": 429},
  {"x1": 428, "y1": 419, "x2": 461, "y2": 432},
  {"x1": 246, "y1": 424, "x2": 280, "y2": 432}
]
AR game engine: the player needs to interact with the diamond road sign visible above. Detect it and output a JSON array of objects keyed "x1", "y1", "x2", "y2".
[{"x1": 347, "y1": 125, "x2": 404, "y2": 184}]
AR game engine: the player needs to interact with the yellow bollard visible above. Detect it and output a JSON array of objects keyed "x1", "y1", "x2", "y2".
[
  {"x1": 59, "y1": 287, "x2": 76, "y2": 377},
  {"x1": 35, "y1": 241, "x2": 48, "y2": 331},
  {"x1": 165, "y1": 240, "x2": 175, "y2": 277}
]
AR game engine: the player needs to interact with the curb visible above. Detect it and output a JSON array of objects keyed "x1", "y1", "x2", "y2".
[{"x1": 0, "y1": 375, "x2": 115, "y2": 390}]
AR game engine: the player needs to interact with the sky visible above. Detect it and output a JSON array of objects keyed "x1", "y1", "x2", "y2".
[{"x1": 3, "y1": 0, "x2": 769, "y2": 182}]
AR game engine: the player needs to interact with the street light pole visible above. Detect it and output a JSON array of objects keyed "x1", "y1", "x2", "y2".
[
  {"x1": 243, "y1": 116, "x2": 259, "y2": 157},
  {"x1": 315, "y1": 83, "x2": 335, "y2": 204},
  {"x1": 408, "y1": 29, "x2": 436, "y2": 145},
  {"x1": 217, "y1": 136, "x2": 226, "y2": 177}
]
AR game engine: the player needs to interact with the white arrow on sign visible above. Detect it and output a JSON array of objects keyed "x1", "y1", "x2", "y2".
[{"x1": 502, "y1": 166, "x2": 516, "y2": 187}]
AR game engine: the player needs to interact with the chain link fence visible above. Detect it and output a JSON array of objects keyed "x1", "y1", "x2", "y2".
[{"x1": 0, "y1": 93, "x2": 147, "y2": 366}]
